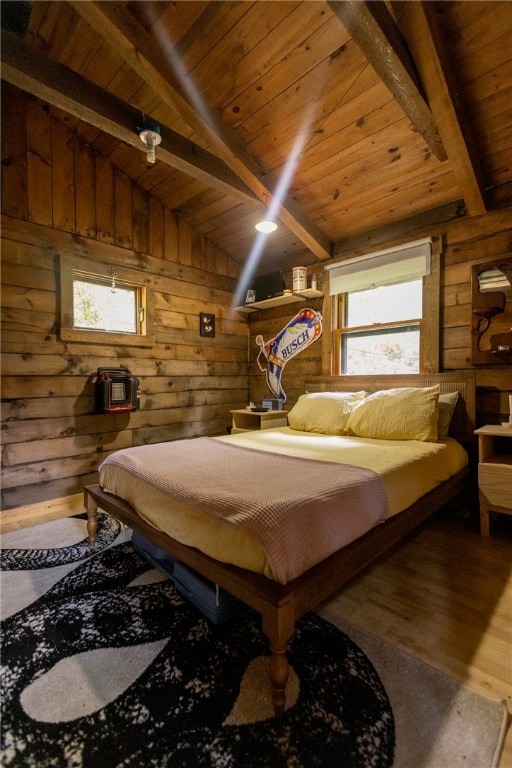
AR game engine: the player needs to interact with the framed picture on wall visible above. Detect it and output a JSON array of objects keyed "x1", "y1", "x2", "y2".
[{"x1": 199, "y1": 312, "x2": 215, "y2": 338}]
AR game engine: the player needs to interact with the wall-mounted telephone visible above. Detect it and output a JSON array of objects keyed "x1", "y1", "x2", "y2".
[{"x1": 95, "y1": 368, "x2": 140, "y2": 413}]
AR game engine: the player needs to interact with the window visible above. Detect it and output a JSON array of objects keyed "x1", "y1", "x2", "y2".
[
  {"x1": 60, "y1": 255, "x2": 154, "y2": 347},
  {"x1": 327, "y1": 239, "x2": 440, "y2": 375},
  {"x1": 337, "y1": 280, "x2": 422, "y2": 374}
]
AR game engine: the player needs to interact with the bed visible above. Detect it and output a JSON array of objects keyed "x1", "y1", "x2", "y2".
[{"x1": 84, "y1": 372, "x2": 476, "y2": 715}]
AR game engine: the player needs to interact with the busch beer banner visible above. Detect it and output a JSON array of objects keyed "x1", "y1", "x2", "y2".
[{"x1": 256, "y1": 308, "x2": 322, "y2": 402}]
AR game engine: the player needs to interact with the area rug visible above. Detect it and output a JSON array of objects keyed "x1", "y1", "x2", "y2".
[{"x1": 0, "y1": 514, "x2": 507, "y2": 768}]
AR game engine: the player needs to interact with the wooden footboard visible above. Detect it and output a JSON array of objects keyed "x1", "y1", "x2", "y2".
[{"x1": 84, "y1": 466, "x2": 469, "y2": 716}]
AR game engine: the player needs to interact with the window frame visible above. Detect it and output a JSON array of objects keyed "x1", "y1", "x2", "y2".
[
  {"x1": 59, "y1": 254, "x2": 154, "y2": 348},
  {"x1": 329, "y1": 250, "x2": 440, "y2": 375},
  {"x1": 335, "y1": 322, "x2": 422, "y2": 376}
]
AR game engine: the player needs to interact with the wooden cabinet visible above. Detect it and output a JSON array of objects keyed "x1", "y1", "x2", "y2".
[
  {"x1": 475, "y1": 425, "x2": 512, "y2": 535},
  {"x1": 231, "y1": 409, "x2": 288, "y2": 434}
]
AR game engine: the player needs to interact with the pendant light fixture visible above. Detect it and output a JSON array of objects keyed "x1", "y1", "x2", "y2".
[
  {"x1": 137, "y1": 117, "x2": 162, "y2": 164},
  {"x1": 255, "y1": 193, "x2": 278, "y2": 233}
]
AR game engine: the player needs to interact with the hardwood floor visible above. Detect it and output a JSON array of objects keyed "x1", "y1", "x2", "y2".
[
  {"x1": 2, "y1": 496, "x2": 511, "y2": 766},
  {"x1": 322, "y1": 506, "x2": 512, "y2": 768},
  {"x1": 0, "y1": 493, "x2": 85, "y2": 534}
]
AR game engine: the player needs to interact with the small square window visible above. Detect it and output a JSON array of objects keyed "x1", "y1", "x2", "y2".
[
  {"x1": 60, "y1": 255, "x2": 154, "y2": 347},
  {"x1": 73, "y1": 278, "x2": 139, "y2": 333}
]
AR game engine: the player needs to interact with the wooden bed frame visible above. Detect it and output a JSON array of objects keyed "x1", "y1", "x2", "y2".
[{"x1": 83, "y1": 372, "x2": 476, "y2": 716}]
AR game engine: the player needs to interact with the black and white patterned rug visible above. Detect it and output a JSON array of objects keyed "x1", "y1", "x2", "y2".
[{"x1": 1, "y1": 513, "x2": 395, "y2": 767}]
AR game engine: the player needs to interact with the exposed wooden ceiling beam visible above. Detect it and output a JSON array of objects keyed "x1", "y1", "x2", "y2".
[
  {"x1": 393, "y1": 1, "x2": 487, "y2": 216},
  {"x1": 328, "y1": 0, "x2": 447, "y2": 162},
  {"x1": 68, "y1": 0, "x2": 332, "y2": 261},
  {"x1": 332, "y1": 199, "x2": 467, "y2": 258},
  {"x1": 0, "y1": 30, "x2": 257, "y2": 206}
]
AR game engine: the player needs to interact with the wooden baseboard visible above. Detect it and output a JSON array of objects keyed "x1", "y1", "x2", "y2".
[{"x1": 1, "y1": 493, "x2": 84, "y2": 534}]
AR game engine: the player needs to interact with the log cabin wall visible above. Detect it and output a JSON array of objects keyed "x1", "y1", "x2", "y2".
[
  {"x1": 1, "y1": 86, "x2": 511, "y2": 511},
  {"x1": 247, "y1": 210, "x2": 512, "y2": 422},
  {"x1": 1, "y1": 86, "x2": 249, "y2": 510}
]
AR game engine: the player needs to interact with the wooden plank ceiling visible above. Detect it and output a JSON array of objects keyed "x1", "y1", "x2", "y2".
[{"x1": 2, "y1": 0, "x2": 511, "y2": 274}]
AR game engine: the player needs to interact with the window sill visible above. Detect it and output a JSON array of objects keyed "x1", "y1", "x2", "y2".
[{"x1": 60, "y1": 328, "x2": 155, "y2": 348}]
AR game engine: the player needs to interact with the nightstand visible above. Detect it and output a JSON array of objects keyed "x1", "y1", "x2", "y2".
[
  {"x1": 230, "y1": 409, "x2": 288, "y2": 434},
  {"x1": 474, "y1": 425, "x2": 512, "y2": 535}
]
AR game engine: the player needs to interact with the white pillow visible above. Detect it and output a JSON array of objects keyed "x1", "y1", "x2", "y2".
[{"x1": 287, "y1": 391, "x2": 367, "y2": 435}]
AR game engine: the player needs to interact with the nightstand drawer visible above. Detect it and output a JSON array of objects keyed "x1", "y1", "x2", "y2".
[
  {"x1": 475, "y1": 425, "x2": 512, "y2": 534},
  {"x1": 478, "y1": 463, "x2": 512, "y2": 508}
]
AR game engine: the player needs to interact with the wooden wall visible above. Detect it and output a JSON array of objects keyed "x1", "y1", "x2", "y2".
[
  {"x1": 247, "y1": 210, "x2": 512, "y2": 424},
  {"x1": 1, "y1": 85, "x2": 511, "y2": 511},
  {"x1": 1, "y1": 86, "x2": 249, "y2": 510},
  {"x1": 442, "y1": 213, "x2": 512, "y2": 423}
]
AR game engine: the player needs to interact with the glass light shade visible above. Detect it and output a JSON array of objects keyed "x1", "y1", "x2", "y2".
[{"x1": 255, "y1": 219, "x2": 278, "y2": 233}]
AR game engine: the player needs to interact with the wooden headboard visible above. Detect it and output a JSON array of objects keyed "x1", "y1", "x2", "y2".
[{"x1": 302, "y1": 372, "x2": 476, "y2": 445}]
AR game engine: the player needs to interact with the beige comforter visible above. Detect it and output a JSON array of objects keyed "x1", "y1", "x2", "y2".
[
  {"x1": 99, "y1": 427, "x2": 468, "y2": 583},
  {"x1": 99, "y1": 438, "x2": 389, "y2": 584}
]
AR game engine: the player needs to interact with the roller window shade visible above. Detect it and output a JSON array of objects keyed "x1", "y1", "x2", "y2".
[{"x1": 327, "y1": 239, "x2": 432, "y2": 295}]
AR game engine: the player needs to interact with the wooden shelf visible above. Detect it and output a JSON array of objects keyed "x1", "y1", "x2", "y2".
[
  {"x1": 230, "y1": 409, "x2": 288, "y2": 433},
  {"x1": 294, "y1": 288, "x2": 323, "y2": 299},
  {"x1": 234, "y1": 290, "x2": 322, "y2": 313}
]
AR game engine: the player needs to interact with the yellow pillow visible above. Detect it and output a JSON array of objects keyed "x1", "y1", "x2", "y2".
[
  {"x1": 287, "y1": 391, "x2": 367, "y2": 435},
  {"x1": 346, "y1": 386, "x2": 440, "y2": 442}
]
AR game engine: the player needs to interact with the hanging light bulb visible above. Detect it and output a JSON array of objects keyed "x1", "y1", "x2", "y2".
[
  {"x1": 255, "y1": 193, "x2": 278, "y2": 233},
  {"x1": 107, "y1": 266, "x2": 117, "y2": 293},
  {"x1": 137, "y1": 118, "x2": 162, "y2": 164}
]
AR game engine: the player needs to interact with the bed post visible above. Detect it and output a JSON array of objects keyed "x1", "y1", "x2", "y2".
[
  {"x1": 262, "y1": 599, "x2": 296, "y2": 716},
  {"x1": 84, "y1": 487, "x2": 98, "y2": 547}
]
